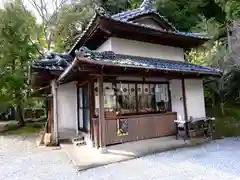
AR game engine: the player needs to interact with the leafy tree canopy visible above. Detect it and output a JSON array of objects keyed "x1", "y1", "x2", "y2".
[{"x1": 0, "y1": 0, "x2": 38, "y2": 125}]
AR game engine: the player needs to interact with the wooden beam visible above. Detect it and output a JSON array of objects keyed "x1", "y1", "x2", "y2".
[
  {"x1": 99, "y1": 24, "x2": 112, "y2": 35},
  {"x1": 77, "y1": 80, "x2": 90, "y2": 87},
  {"x1": 100, "y1": 68, "x2": 208, "y2": 79}
]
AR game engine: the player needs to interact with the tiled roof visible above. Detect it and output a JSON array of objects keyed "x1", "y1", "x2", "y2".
[
  {"x1": 68, "y1": 4, "x2": 209, "y2": 54},
  {"x1": 114, "y1": 19, "x2": 209, "y2": 39},
  {"x1": 111, "y1": 7, "x2": 177, "y2": 31},
  {"x1": 76, "y1": 49, "x2": 220, "y2": 75},
  {"x1": 169, "y1": 31, "x2": 209, "y2": 39},
  {"x1": 115, "y1": 56, "x2": 219, "y2": 75},
  {"x1": 32, "y1": 48, "x2": 220, "y2": 76},
  {"x1": 140, "y1": 0, "x2": 153, "y2": 9},
  {"x1": 110, "y1": 0, "x2": 210, "y2": 40},
  {"x1": 32, "y1": 52, "x2": 73, "y2": 71},
  {"x1": 111, "y1": 8, "x2": 153, "y2": 21},
  {"x1": 111, "y1": 0, "x2": 176, "y2": 31},
  {"x1": 111, "y1": 8, "x2": 210, "y2": 40}
]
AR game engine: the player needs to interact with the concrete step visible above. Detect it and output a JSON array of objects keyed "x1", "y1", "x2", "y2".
[
  {"x1": 73, "y1": 140, "x2": 86, "y2": 146},
  {"x1": 72, "y1": 136, "x2": 84, "y2": 143},
  {"x1": 70, "y1": 135, "x2": 86, "y2": 146}
]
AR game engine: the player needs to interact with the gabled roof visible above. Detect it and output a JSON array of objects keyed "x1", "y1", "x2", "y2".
[
  {"x1": 68, "y1": 14, "x2": 209, "y2": 55},
  {"x1": 111, "y1": 2, "x2": 176, "y2": 31},
  {"x1": 68, "y1": 2, "x2": 210, "y2": 54}
]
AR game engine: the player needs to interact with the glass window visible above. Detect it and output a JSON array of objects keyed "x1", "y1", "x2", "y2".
[
  {"x1": 116, "y1": 83, "x2": 137, "y2": 114},
  {"x1": 94, "y1": 82, "x2": 117, "y2": 111},
  {"x1": 138, "y1": 84, "x2": 156, "y2": 112},
  {"x1": 155, "y1": 84, "x2": 170, "y2": 112},
  {"x1": 94, "y1": 82, "x2": 171, "y2": 116},
  {"x1": 103, "y1": 83, "x2": 116, "y2": 111}
]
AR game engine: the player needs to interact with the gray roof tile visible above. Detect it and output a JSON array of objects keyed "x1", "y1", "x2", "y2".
[
  {"x1": 32, "y1": 48, "x2": 220, "y2": 76},
  {"x1": 111, "y1": 5, "x2": 209, "y2": 39},
  {"x1": 111, "y1": 8, "x2": 153, "y2": 21},
  {"x1": 32, "y1": 52, "x2": 73, "y2": 71},
  {"x1": 68, "y1": 6, "x2": 208, "y2": 54},
  {"x1": 111, "y1": 7, "x2": 178, "y2": 30},
  {"x1": 75, "y1": 49, "x2": 220, "y2": 75}
]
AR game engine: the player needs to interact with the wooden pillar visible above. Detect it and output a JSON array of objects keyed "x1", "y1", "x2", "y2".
[
  {"x1": 47, "y1": 97, "x2": 53, "y2": 133},
  {"x1": 51, "y1": 80, "x2": 58, "y2": 145},
  {"x1": 181, "y1": 78, "x2": 189, "y2": 137},
  {"x1": 76, "y1": 83, "x2": 80, "y2": 135},
  {"x1": 181, "y1": 78, "x2": 188, "y2": 120},
  {"x1": 89, "y1": 77, "x2": 95, "y2": 147},
  {"x1": 98, "y1": 74, "x2": 107, "y2": 152}
]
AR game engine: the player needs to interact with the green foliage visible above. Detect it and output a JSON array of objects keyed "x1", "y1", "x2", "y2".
[
  {"x1": 52, "y1": 0, "x2": 96, "y2": 51},
  {"x1": 189, "y1": 39, "x2": 237, "y2": 111},
  {"x1": 156, "y1": 0, "x2": 225, "y2": 31},
  {"x1": 204, "y1": 87, "x2": 213, "y2": 106},
  {"x1": 215, "y1": 0, "x2": 240, "y2": 22},
  {"x1": 0, "y1": 0, "x2": 38, "y2": 124},
  {"x1": 25, "y1": 0, "x2": 229, "y2": 51},
  {"x1": 206, "y1": 106, "x2": 240, "y2": 139},
  {"x1": 102, "y1": 0, "x2": 133, "y2": 14}
]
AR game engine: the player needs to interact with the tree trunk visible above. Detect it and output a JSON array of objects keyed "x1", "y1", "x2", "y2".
[
  {"x1": 16, "y1": 105, "x2": 25, "y2": 126},
  {"x1": 220, "y1": 102, "x2": 225, "y2": 116},
  {"x1": 212, "y1": 92, "x2": 215, "y2": 108}
]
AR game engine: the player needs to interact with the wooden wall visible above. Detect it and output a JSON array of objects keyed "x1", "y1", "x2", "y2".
[{"x1": 105, "y1": 112, "x2": 177, "y2": 145}]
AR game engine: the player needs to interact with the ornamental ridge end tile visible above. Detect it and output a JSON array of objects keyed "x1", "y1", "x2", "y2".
[
  {"x1": 140, "y1": 0, "x2": 153, "y2": 10},
  {"x1": 94, "y1": 4, "x2": 110, "y2": 17}
]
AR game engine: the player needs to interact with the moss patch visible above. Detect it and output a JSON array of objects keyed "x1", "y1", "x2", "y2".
[{"x1": 0, "y1": 120, "x2": 45, "y2": 135}]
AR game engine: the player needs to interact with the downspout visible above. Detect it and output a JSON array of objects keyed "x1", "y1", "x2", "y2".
[{"x1": 51, "y1": 79, "x2": 59, "y2": 145}]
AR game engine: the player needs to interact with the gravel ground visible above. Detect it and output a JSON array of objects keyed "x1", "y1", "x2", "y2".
[
  {"x1": 1, "y1": 135, "x2": 240, "y2": 180},
  {"x1": 0, "y1": 134, "x2": 79, "y2": 180}
]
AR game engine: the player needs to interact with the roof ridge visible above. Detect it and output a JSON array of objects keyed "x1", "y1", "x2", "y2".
[
  {"x1": 110, "y1": 5, "x2": 177, "y2": 31},
  {"x1": 111, "y1": 8, "x2": 142, "y2": 18}
]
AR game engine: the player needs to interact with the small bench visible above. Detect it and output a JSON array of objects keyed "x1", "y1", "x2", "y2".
[{"x1": 175, "y1": 117, "x2": 215, "y2": 140}]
